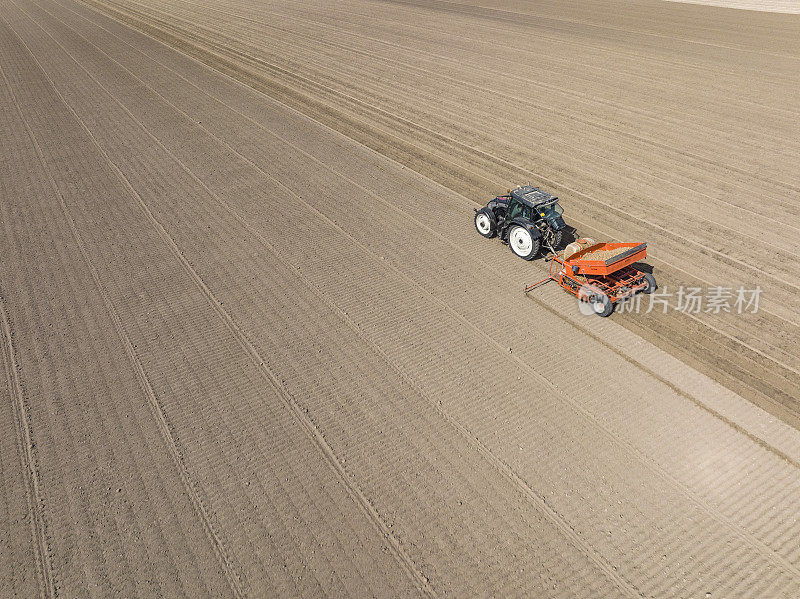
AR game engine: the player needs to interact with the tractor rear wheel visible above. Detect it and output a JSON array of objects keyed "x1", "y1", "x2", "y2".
[
  {"x1": 591, "y1": 293, "x2": 615, "y2": 317},
  {"x1": 474, "y1": 208, "x2": 497, "y2": 238},
  {"x1": 641, "y1": 273, "x2": 657, "y2": 294},
  {"x1": 508, "y1": 225, "x2": 540, "y2": 260}
]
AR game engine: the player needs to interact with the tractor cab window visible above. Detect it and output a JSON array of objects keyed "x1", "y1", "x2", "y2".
[
  {"x1": 544, "y1": 203, "x2": 564, "y2": 218},
  {"x1": 508, "y1": 200, "x2": 525, "y2": 220}
]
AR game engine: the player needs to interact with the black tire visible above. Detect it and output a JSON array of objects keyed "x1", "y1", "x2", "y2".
[
  {"x1": 641, "y1": 273, "x2": 657, "y2": 294},
  {"x1": 591, "y1": 293, "x2": 615, "y2": 317},
  {"x1": 508, "y1": 225, "x2": 540, "y2": 260},
  {"x1": 474, "y1": 208, "x2": 497, "y2": 238}
]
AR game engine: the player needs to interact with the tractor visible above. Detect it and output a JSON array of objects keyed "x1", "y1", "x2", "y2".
[{"x1": 474, "y1": 185, "x2": 569, "y2": 260}]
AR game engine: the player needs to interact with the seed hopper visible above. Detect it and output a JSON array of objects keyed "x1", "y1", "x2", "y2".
[{"x1": 524, "y1": 238, "x2": 656, "y2": 316}]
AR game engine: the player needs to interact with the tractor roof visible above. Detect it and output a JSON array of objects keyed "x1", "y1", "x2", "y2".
[{"x1": 510, "y1": 185, "x2": 558, "y2": 207}]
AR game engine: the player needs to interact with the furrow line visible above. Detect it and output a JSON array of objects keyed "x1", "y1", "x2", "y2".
[
  {"x1": 26, "y1": 1, "x2": 800, "y2": 592},
  {"x1": 252, "y1": 106, "x2": 800, "y2": 380},
  {"x1": 25, "y1": 6, "x2": 642, "y2": 591},
  {"x1": 75, "y1": 0, "x2": 800, "y2": 377},
  {"x1": 123, "y1": 0, "x2": 800, "y2": 165},
  {"x1": 111, "y1": 161, "x2": 437, "y2": 599},
  {"x1": 78, "y1": 0, "x2": 800, "y2": 305},
  {"x1": 203, "y1": 0, "x2": 800, "y2": 76},
  {"x1": 107, "y1": 0, "x2": 800, "y2": 246},
  {"x1": 7, "y1": 11, "x2": 435, "y2": 590},
  {"x1": 255, "y1": 102, "x2": 800, "y2": 440},
  {"x1": 0, "y1": 291, "x2": 55, "y2": 599},
  {"x1": 168, "y1": 0, "x2": 800, "y2": 156},
  {"x1": 0, "y1": 19, "x2": 246, "y2": 599},
  {"x1": 123, "y1": 116, "x2": 641, "y2": 598},
  {"x1": 87, "y1": 4, "x2": 800, "y2": 365},
  {"x1": 306, "y1": 0, "x2": 800, "y2": 85},
  {"x1": 235, "y1": 83, "x2": 800, "y2": 348},
  {"x1": 388, "y1": 0, "x2": 800, "y2": 59},
  {"x1": 109, "y1": 0, "x2": 800, "y2": 117},
  {"x1": 84, "y1": 0, "x2": 800, "y2": 421},
  {"x1": 91, "y1": 0, "x2": 800, "y2": 194},
  {"x1": 219, "y1": 56, "x2": 800, "y2": 293},
  {"x1": 233, "y1": 131, "x2": 800, "y2": 578},
  {"x1": 216, "y1": 49, "x2": 800, "y2": 255},
  {"x1": 0, "y1": 55, "x2": 65, "y2": 599},
  {"x1": 52, "y1": 7, "x2": 800, "y2": 576},
  {"x1": 61, "y1": 0, "x2": 800, "y2": 464}
]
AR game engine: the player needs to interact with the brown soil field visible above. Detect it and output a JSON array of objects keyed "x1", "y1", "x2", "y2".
[
  {"x1": 2, "y1": 0, "x2": 800, "y2": 596},
  {"x1": 67, "y1": 0, "x2": 800, "y2": 425}
]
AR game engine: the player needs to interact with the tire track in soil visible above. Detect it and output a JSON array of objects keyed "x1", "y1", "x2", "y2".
[
  {"x1": 0, "y1": 291, "x2": 55, "y2": 599},
  {"x1": 15, "y1": 0, "x2": 800, "y2": 596},
  {"x1": 183, "y1": 123, "x2": 800, "y2": 583},
  {"x1": 76, "y1": 0, "x2": 800, "y2": 342},
  {"x1": 120, "y1": 0, "x2": 800, "y2": 212},
  {"x1": 73, "y1": 0, "x2": 800, "y2": 426},
  {"x1": 0, "y1": 20, "x2": 247, "y2": 599},
  {"x1": 70, "y1": 63, "x2": 633, "y2": 597},
  {"x1": 104, "y1": 0, "x2": 800, "y2": 138},
  {"x1": 93, "y1": 0, "x2": 800, "y2": 196},
  {"x1": 122, "y1": 1, "x2": 784, "y2": 237},
  {"x1": 0, "y1": 297, "x2": 38, "y2": 596},
  {"x1": 316, "y1": 0, "x2": 800, "y2": 71},
  {"x1": 73, "y1": 117, "x2": 437, "y2": 599},
  {"x1": 7, "y1": 3, "x2": 636, "y2": 596},
  {"x1": 7, "y1": 4, "x2": 438, "y2": 588},
  {"x1": 10, "y1": 2, "x2": 653, "y2": 593},
  {"x1": 108, "y1": 58, "x2": 794, "y2": 431},
  {"x1": 108, "y1": 0, "x2": 800, "y2": 223},
  {"x1": 78, "y1": 0, "x2": 800, "y2": 291},
  {"x1": 162, "y1": 9, "x2": 800, "y2": 248},
  {"x1": 31, "y1": 0, "x2": 800, "y2": 585},
  {"x1": 387, "y1": 0, "x2": 800, "y2": 59},
  {"x1": 3, "y1": 6, "x2": 435, "y2": 594},
  {"x1": 69, "y1": 0, "x2": 790, "y2": 412},
  {"x1": 101, "y1": 150, "x2": 437, "y2": 599},
  {"x1": 51, "y1": 0, "x2": 800, "y2": 472}
]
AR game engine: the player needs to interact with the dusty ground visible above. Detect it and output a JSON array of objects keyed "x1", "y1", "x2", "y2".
[
  {"x1": 2, "y1": 0, "x2": 800, "y2": 597},
  {"x1": 69, "y1": 0, "x2": 800, "y2": 426}
]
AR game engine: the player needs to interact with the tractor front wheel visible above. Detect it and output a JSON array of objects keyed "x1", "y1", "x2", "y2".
[
  {"x1": 474, "y1": 208, "x2": 497, "y2": 238},
  {"x1": 508, "y1": 226, "x2": 540, "y2": 260}
]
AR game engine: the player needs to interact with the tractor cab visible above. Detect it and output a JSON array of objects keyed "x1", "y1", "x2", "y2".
[{"x1": 509, "y1": 186, "x2": 566, "y2": 232}]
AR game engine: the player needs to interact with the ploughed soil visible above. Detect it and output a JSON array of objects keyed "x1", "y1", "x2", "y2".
[
  {"x1": 2, "y1": 0, "x2": 800, "y2": 596},
  {"x1": 75, "y1": 0, "x2": 800, "y2": 427}
]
